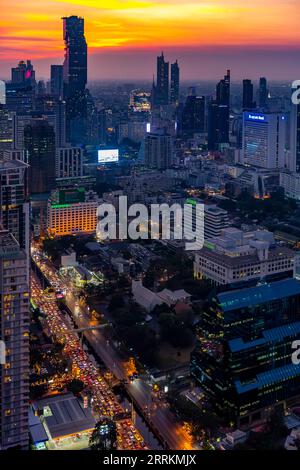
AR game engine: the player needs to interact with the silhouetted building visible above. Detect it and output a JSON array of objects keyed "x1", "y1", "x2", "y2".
[
  {"x1": 243, "y1": 79, "x2": 255, "y2": 110},
  {"x1": 24, "y1": 119, "x2": 56, "y2": 194},
  {"x1": 50, "y1": 65, "x2": 64, "y2": 99},
  {"x1": 208, "y1": 102, "x2": 229, "y2": 151},
  {"x1": 153, "y1": 52, "x2": 169, "y2": 106},
  {"x1": 259, "y1": 77, "x2": 268, "y2": 109},
  {"x1": 181, "y1": 94, "x2": 205, "y2": 137},
  {"x1": 62, "y1": 16, "x2": 88, "y2": 144},
  {"x1": 170, "y1": 60, "x2": 179, "y2": 105}
]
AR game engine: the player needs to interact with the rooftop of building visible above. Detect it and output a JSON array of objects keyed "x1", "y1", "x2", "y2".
[
  {"x1": 0, "y1": 231, "x2": 23, "y2": 258},
  {"x1": 32, "y1": 393, "x2": 96, "y2": 440},
  {"x1": 218, "y1": 278, "x2": 300, "y2": 312}
]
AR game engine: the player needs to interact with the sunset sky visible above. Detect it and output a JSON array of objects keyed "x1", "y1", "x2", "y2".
[{"x1": 0, "y1": 0, "x2": 299, "y2": 80}]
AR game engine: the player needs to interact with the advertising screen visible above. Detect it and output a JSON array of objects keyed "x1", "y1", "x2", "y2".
[{"x1": 98, "y1": 149, "x2": 119, "y2": 164}]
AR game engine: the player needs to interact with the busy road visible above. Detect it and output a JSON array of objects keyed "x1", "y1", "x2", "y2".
[
  {"x1": 31, "y1": 273, "x2": 146, "y2": 450},
  {"x1": 31, "y1": 244, "x2": 193, "y2": 450}
]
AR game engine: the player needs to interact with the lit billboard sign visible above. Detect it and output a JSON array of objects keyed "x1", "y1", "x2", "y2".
[
  {"x1": 98, "y1": 149, "x2": 119, "y2": 164},
  {"x1": 247, "y1": 113, "x2": 266, "y2": 122}
]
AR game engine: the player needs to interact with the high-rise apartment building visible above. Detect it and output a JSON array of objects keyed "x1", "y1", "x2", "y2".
[{"x1": 259, "y1": 77, "x2": 268, "y2": 109}]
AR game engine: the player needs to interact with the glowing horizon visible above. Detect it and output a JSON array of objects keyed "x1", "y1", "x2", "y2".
[{"x1": 0, "y1": 0, "x2": 299, "y2": 80}]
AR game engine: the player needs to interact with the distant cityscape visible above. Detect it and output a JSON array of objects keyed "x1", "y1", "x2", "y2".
[{"x1": 1, "y1": 11, "x2": 300, "y2": 454}]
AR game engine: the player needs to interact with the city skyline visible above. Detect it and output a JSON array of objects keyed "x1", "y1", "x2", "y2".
[{"x1": 1, "y1": 0, "x2": 300, "y2": 80}]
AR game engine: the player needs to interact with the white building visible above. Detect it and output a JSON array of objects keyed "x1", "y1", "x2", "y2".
[
  {"x1": 194, "y1": 227, "x2": 295, "y2": 286},
  {"x1": 242, "y1": 111, "x2": 286, "y2": 169},
  {"x1": 132, "y1": 280, "x2": 191, "y2": 313},
  {"x1": 204, "y1": 204, "x2": 229, "y2": 239},
  {"x1": 280, "y1": 171, "x2": 300, "y2": 201}
]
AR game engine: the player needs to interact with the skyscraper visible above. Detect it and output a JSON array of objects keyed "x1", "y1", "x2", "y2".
[
  {"x1": 0, "y1": 231, "x2": 29, "y2": 449},
  {"x1": 208, "y1": 69, "x2": 231, "y2": 149},
  {"x1": 0, "y1": 154, "x2": 30, "y2": 449},
  {"x1": 170, "y1": 60, "x2": 179, "y2": 105},
  {"x1": 181, "y1": 94, "x2": 205, "y2": 138},
  {"x1": 144, "y1": 130, "x2": 173, "y2": 169},
  {"x1": 207, "y1": 102, "x2": 230, "y2": 151},
  {"x1": 243, "y1": 79, "x2": 255, "y2": 110},
  {"x1": 50, "y1": 65, "x2": 64, "y2": 99},
  {"x1": 5, "y1": 61, "x2": 36, "y2": 114},
  {"x1": 216, "y1": 69, "x2": 230, "y2": 107},
  {"x1": 259, "y1": 77, "x2": 269, "y2": 109},
  {"x1": 11, "y1": 60, "x2": 35, "y2": 87},
  {"x1": 24, "y1": 119, "x2": 56, "y2": 194},
  {"x1": 62, "y1": 16, "x2": 88, "y2": 143},
  {"x1": 242, "y1": 111, "x2": 286, "y2": 169},
  {"x1": 62, "y1": 16, "x2": 87, "y2": 96},
  {"x1": 153, "y1": 52, "x2": 169, "y2": 106}
]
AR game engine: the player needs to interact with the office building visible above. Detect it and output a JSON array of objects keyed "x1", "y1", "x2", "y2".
[
  {"x1": 191, "y1": 278, "x2": 300, "y2": 427},
  {"x1": 55, "y1": 147, "x2": 83, "y2": 179},
  {"x1": 242, "y1": 111, "x2": 286, "y2": 169},
  {"x1": 144, "y1": 130, "x2": 173, "y2": 169},
  {"x1": 47, "y1": 188, "x2": 100, "y2": 237},
  {"x1": 50, "y1": 65, "x2": 64, "y2": 99},
  {"x1": 194, "y1": 228, "x2": 294, "y2": 286},
  {"x1": 24, "y1": 119, "x2": 56, "y2": 194},
  {"x1": 170, "y1": 61, "x2": 180, "y2": 105}
]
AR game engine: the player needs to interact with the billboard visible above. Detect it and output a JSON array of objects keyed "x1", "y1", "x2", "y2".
[{"x1": 98, "y1": 149, "x2": 119, "y2": 164}]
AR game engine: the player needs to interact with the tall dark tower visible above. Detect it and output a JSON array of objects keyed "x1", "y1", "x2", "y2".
[
  {"x1": 243, "y1": 79, "x2": 255, "y2": 110},
  {"x1": 170, "y1": 60, "x2": 180, "y2": 105},
  {"x1": 62, "y1": 16, "x2": 88, "y2": 143},
  {"x1": 155, "y1": 52, "x2": 169, "y2": 106},
  {"x1": 181, "y1": 93, "x2": 205, "y2": 138},
  {"x1": 259, "y1": 77, "x2": 268, "y2": 109},
  {"x1": 24, "y1": 119, "x2": 56, "y2": 194},
  {"x1": 62, "y1": 16, "x2": 87, "y2": 95},
  {"x1": 216, "y1": 69, "x2": 230, "y2": 106}
]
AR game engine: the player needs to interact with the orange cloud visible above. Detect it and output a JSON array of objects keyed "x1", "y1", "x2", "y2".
[{"x1": 0, "y1": 0, "x2": 299, "y2": 61}]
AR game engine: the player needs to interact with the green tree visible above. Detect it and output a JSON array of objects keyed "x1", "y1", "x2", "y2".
[{"x1": 89, "y1": 417, "x2": 117, "y2": 450}]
